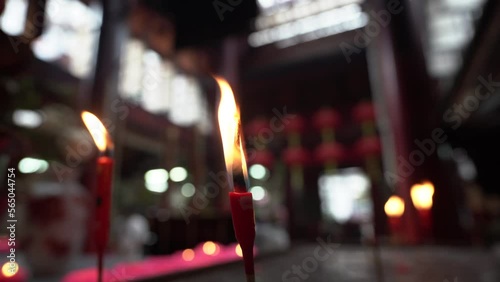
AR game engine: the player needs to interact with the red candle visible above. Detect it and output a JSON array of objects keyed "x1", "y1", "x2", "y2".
[
  {"x1": 216, "y1": 76, "x2": 256, "y2": 282},
  {"x1": 81, "y1": 111, "x2": 114, "y2": 282},
  {"x1": 229, "y1": 191, "x2": 255, "y2": 280},
  {"x1": 418, "y1": 208, "x2": 432, "y2": 238},
  {"x1": 384, "y1": 196, "x2": 405, "y2": 241},
  {"x1": 387, "y1": 216, "x2": 401, "y2": 235},
  {"x1": 411, "y1": 182, "x2": 434, "y2": 240},
  {"x1": 95, "y1": 156, "x2": 113, "y2": 279},
  {"x1": 312, "y1": 108, "x2": 341, "y2": 143}
]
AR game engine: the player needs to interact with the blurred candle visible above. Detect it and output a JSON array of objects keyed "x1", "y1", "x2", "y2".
[
  {"x1": 182, "y1": 249, "x2": 195, "y2": 261},
  {"x1": 384, "y1": 195, "x2": 405, "y2": 241},
  {"x1": 411, "y1": 181, "x2": 434, "y2": 239},
  {"x1": 81, "y1": 111, "x2": 114, "y2": 282},
  {"x1": 216, "y1": 76, "x2": 255, "y2": 282}
]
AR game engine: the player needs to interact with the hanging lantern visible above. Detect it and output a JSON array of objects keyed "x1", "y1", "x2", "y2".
[
  {"x1": 354, "y1": 136, "x2": 381, "y2": 159},
  {"x1": 282, "y1": 147, "x2": 309, "y2": 166},
  {"x1": 314, "y1": 142, "x2": 345, "y2": 172},
  {"x1": 352, "y1": 102, "x2": 376, "y2": 123},
  {"x1": 245, "y1": 118, "x2": 269, "y2": 137},
  {"x1": 312, "y1": 108, "x2": 341, "y2": 143},
  {"x1": 282, "y1": 147, "x2": 309, "y2": 193},
  {"x1": 354, "y1": 136, "x2": 382, "y2": 180},
  {"x1": 283, "y1": 115, "x2": 305, "y2": 135},
  {"x1": 314, "y1": 142, "x2": 345, "y2": 164},
  {"x1": 312, "y1": 108, "x2": 341, "y2": 131},
  {"x1": 247, "y1": 149, "x2": 274, "y2": 169},
  {"x1": 352, "y1": 102, "x2": 377, "y2": 137},
  {"x1": 283, "y1": 114, "x2": 305, "y2": 148}
]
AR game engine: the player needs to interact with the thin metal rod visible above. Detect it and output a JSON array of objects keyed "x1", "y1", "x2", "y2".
[
  {"x1": 372, "y1": 240, "x2": 385, "y2": 282},
  {"x1": 98, "y1": 252, "x2": 103, "y2": 282}
]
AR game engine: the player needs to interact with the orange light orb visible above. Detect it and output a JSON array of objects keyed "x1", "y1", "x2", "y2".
[
  {"x1": 1, "y1": 262, "x2": 18, "y2": 277},
  {"x1": 411, "y1": 181, "x2": 435, "y2": 210},
  {"x1": 235, "y1": 244, "x2": 243, "y2": 257},
  {"x1": 203, "y1": 241, "x2": 218, "y2": 256},
  {"x1": 182, "y1": 249, "x2": 195, "y2": 261},
  {"x1": 384, "y1": 195, "x2": 405, "y2": 218}
]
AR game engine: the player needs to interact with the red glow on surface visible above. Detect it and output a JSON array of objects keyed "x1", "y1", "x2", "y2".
[{"x1": 62, "y1": 243, "x2": 257, "y2": 282}]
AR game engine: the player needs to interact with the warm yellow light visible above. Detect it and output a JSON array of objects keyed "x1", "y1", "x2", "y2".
[
  {"x1": 239, "y1": 138, "x2": 248, "y2": 180},
  {"x1": 81, "y1": 111, "x2": 113, "y2": 152},
  {"x1": 182, "y1": 249, "x2": 195, "y2": 261},
  {"x1": 411, "y1": 181, "x2": 435, "y2": 210},
  {"x1": 216, "y1": 76, "x2": 248, "y2": 185},
  {"x1": 202, "y1": 241, "x2": 217, "y2": 256},
  {"x1": 2, "y1": 262, "x2": 18, "y2": 277},
  {"x1": 235, "y1": 244, "x2": 243, "y2": 257},
  {"x1": 384, "y1": 195, "x2": 405, "y2": 217}
]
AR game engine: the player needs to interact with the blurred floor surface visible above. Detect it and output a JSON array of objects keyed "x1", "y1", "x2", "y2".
[
  {"x1": 31, "y1": 245, "x2": 500, "y2": 282},
  {"x1": 169, "y1": 245, "x2": 500, "y2": 282}
]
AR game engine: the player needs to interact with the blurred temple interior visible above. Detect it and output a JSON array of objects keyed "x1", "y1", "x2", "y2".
[{"x1": 1, "y1": 0, "x2": 500, "y2": 281}]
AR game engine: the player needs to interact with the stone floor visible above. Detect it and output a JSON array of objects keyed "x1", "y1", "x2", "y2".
[
  {"x1": 32, "y1": 245, "x2": 500, "y2": 282},
  {"x1": 166, "y1": 245, "x2": 500, "y2": 282}
]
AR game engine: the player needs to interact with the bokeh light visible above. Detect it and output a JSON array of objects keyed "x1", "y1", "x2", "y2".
[
  {"x1": 384, "y1": 196, "x2": 405, "y2": 218},
  {"x1": 144, "y1": 169, "x2": 169, "y2": 193},
  {"x1": 18, "y1": 157, "x2": 49, "y2": 174},
  {"x1": 250, "y1": 186, "x2": 266, "y2": 201},
  {"x1": 182, "y1": 249, "x2": 195, "y2": 261},
  {"x1": 1, "y1": 262, "x2": 18, "y2": 277},
  {"x1": 235, "y1": 244, "x2": 243, "y2": 257},
  {"x1": 12, "y1": 109, "x2": 43, "y2": 128},
  {"x1": 170, "y1": 167, "x2": 188, "y2": 182},
  {"x1": 411, "y1": 181, "x2": 435, "y2": 210},
  {"x1": 181, "y1": 183, "x2": 196, "y2": 197},
  {"x1": 249, "y1": 164, "x2": 268, "y2": 180},
  {"x1": 202, "y1": 241, "x2": 218, "y2": 256}
]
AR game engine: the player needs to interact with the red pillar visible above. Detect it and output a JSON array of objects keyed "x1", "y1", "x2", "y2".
[{"x1": 367, "y1": 0, "x2": 435, "y2": 243}]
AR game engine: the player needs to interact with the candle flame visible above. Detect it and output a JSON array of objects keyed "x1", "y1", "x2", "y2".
[
  {"x1": 239, "y1": 138, "x2": 248, "y2": 180},
  {"x1": 384, "y1": 195, "x2": 405, "y2": 218},
  {"x1": 235, "y1": 244, "x2": 243, "y2": 257},
  {"x1": 216, "y1": 76, "x2": 248, "y2": 189},
  {"x1": 410, "y1": 181, "x2": 435, "y2": 210},
  {"x1": 81, "y1": 111, "x2": 113, "y2": 153},
  {"x1": 1, "y1": 262, "x2": 18, "y2": 277}
]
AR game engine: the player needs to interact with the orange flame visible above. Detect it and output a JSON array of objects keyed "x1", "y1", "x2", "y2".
[
  {"x1": 384, "y1": 195, "x2": 405, "y2": 218},
  {"x1": 81, "y1": 111, "x2": 113, "y2": 153},
  {"x1": 411, "y1": 181, "x2": 435, "y2": 210},
  {"x1": 216, "y1": 76, "x2": 248, "y2": 188},
  {"x1": 1, "y1": 262, "x2": 18, "y2": 277}
]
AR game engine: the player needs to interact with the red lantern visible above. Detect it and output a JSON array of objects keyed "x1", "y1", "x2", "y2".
[
  {"x1": 312, "y1": 108, "x2": 341, "y2": 131},
  {"x1": 282, "y1": 147, "x2": 309, "y2": 166},
  {"x1": 352, "y1": 102, "x2": 376, "y2": 123},
  {"x1": 245, "y1": 118, "x2": 269, "y2": 137},
  {"x1": 247, "y1": 150, "x2": 274, "y2": 168},
  {"x1": 283, "y1": 115, "x2": 306, "y2": 135},
  {"x1": 354, "y1": 136, "x2": 381, "y2": 159},
  {"x1": 314, "y1": 142, "x2": 345, "y2": 164}
]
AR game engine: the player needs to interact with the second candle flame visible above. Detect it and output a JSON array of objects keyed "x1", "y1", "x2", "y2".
[
  {"x1": 216, "y1": 76, "x2": 248, "y2": 191},
  {"x1": 81, "y1": 111, "x2": 113, "y2": 153}
]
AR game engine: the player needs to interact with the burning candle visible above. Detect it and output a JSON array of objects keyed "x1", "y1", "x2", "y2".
[
  {"x1": 216, "y1": 76, "x2": 255, "y2": 282},
  {"x1": 81, "y1": 111, "x2": 114, "y2": 282},
  {"x1": 410, "y1": 181, "x2": 434, "y2": 239},
  {"x1": 384, "y1": 195, "x2": 404, "y2": 241}
]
